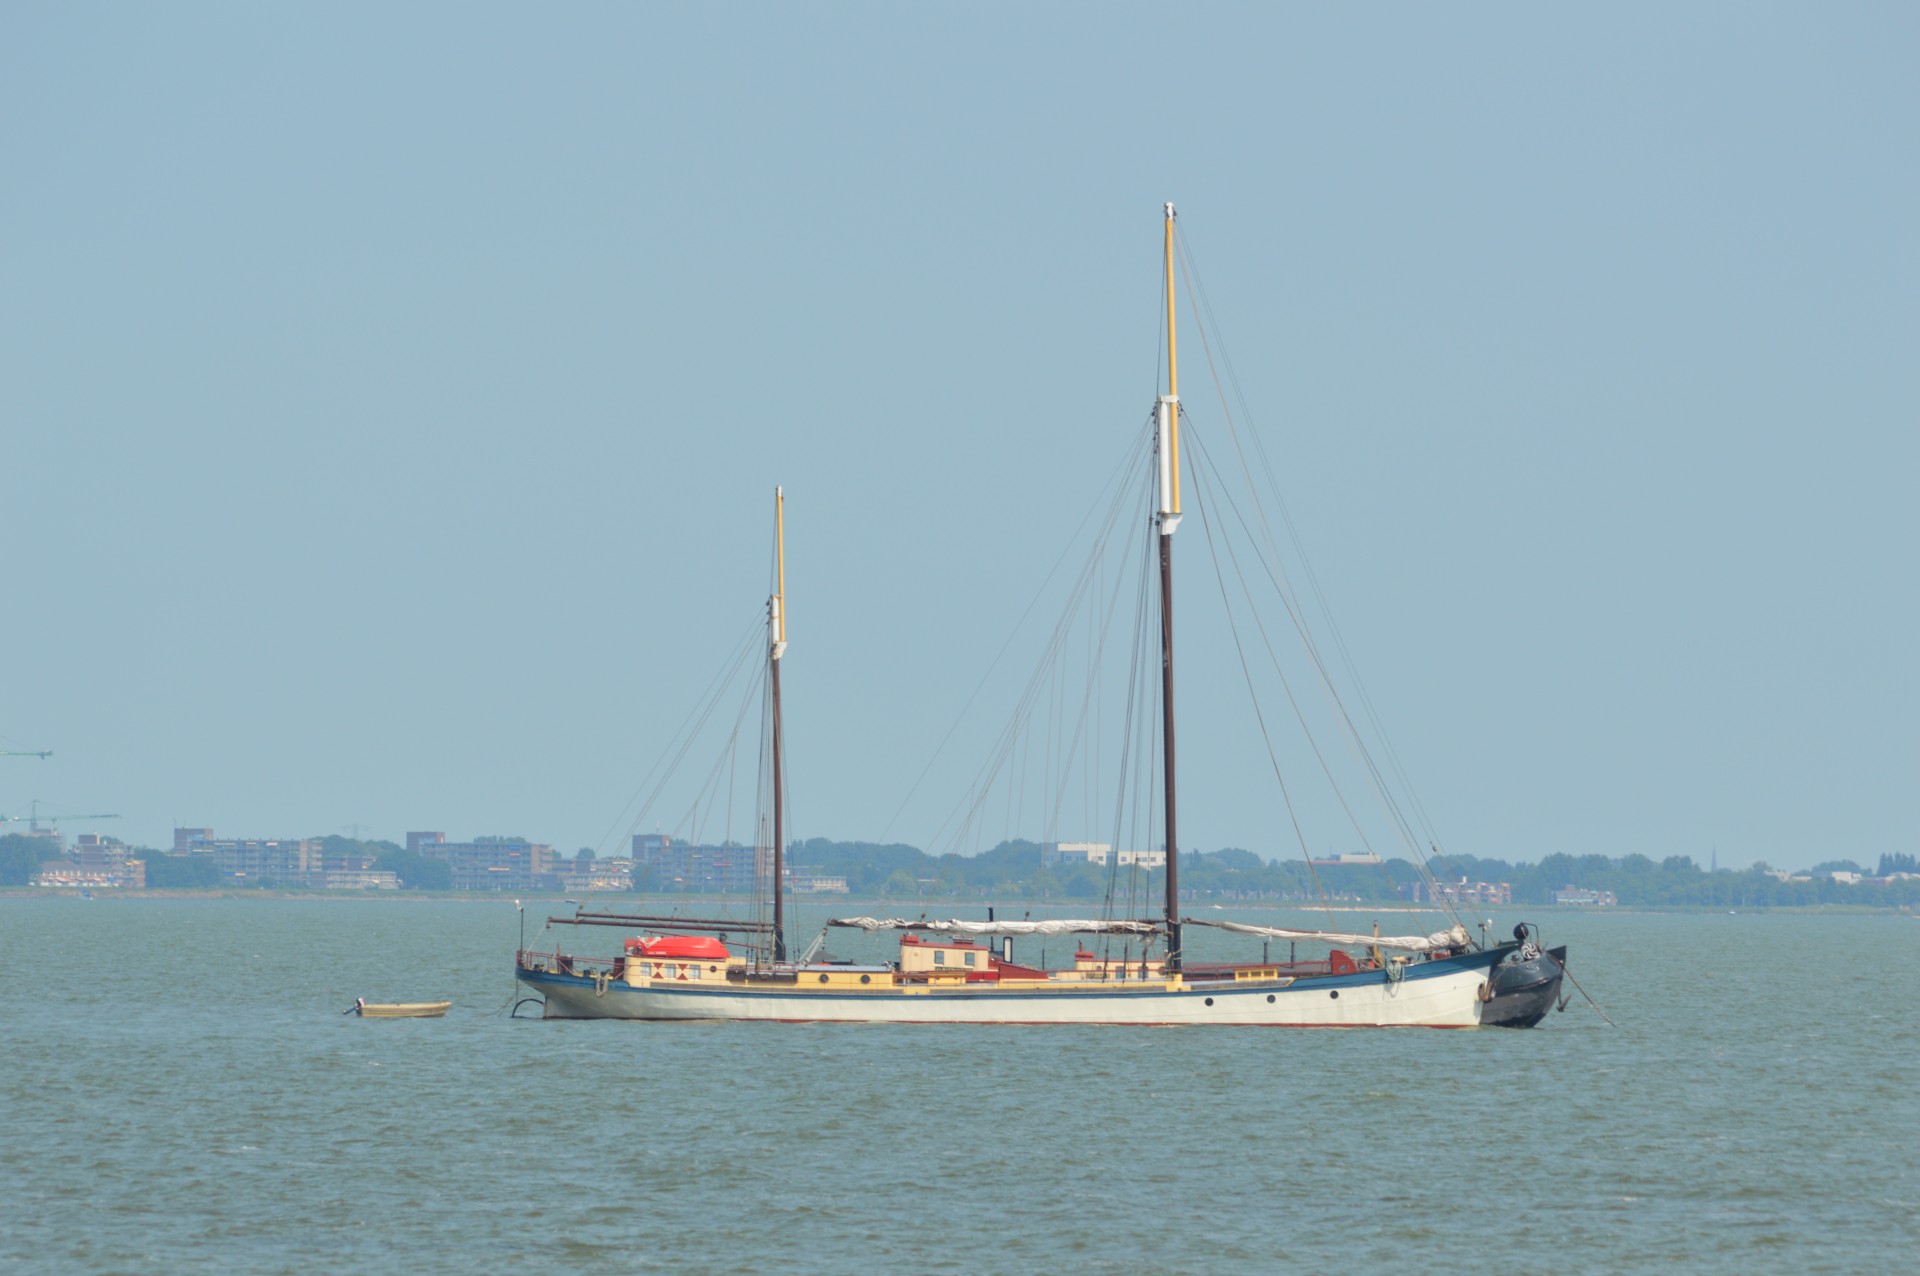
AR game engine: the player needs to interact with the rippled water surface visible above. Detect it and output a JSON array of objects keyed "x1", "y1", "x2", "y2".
[{"x1": 3, "y1": 898, "x2": 1915, "y2": 1272}]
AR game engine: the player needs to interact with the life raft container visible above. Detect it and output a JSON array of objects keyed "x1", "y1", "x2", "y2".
[{"x1": 623, "y1": 935, "x2": 730, "y2": 961}]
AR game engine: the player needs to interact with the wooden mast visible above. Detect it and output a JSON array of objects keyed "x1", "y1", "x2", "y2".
[
  {"x1": 769, "y1": 486, "x2": 788, "y2": 962},
  {"x1": 1157, "y1": 203, "x2": 1183, "y2": 973}
]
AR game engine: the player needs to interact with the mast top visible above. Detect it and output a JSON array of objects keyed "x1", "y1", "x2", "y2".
[
  {"x1": 1158, "y1": 203, "x2": 1183, "y2": 528},
  {"x1": 770, "y1": 486, "x2": 788, "y2": 661}
]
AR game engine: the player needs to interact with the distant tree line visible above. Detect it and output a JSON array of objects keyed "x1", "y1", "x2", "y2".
[
  {"x1": 0, "y1": 835, "x2": 46, "y2": 887},
  {"x1": 1424, "y1": 850, "x2": 1920, "y2": 909},
  {"x1": 10, "y1": 829, "x2": 1915, "y2": 907},
  {"x1": 763, "y1": 839, "x2": 1920, "y2": 909},
  {"x1": 783, "y1": 838, "x2": 1397, "y2": 904},
  {"x1": 142, "y1": 848, "x2": 218, "y2": 888}
]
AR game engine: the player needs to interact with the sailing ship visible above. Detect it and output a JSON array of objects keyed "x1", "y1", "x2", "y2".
[{"x1": 515, "y1": 205, "x2": 1566, "y2": 1027}]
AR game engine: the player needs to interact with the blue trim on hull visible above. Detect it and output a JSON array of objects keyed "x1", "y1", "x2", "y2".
[{"x1": 515, "y1": 945, "x2": 1509, "y2": 1007}]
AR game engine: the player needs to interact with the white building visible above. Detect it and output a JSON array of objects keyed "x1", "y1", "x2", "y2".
[{"x1": 1046, "y1": 842, "x2": 1111, "y2": 866}]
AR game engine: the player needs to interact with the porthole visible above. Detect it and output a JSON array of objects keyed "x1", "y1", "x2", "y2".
[
  {"x1": 859, "y1": 974, "x2": 871, "y2": 984},
  {"x1": 1266, "y1": 994, "x2": 1276, "y2": 1004},
  {"x1": 1204, "y1": 997, "x2": 1214, "y2": 1007},
  {"x1": 818, "y1": 973, "x2": 830, "y2": 983},
  {"x1": 1329, "y1": 990, "x2": 1340, "y2": 999}
]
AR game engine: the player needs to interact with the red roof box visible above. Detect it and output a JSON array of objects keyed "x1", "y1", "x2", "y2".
[{"x1": 625, "y1": 935, "x2": 730, "y2": 961}]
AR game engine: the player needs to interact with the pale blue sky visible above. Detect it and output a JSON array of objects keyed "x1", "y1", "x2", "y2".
[{"x1": 3, "y1": 3, "x2": 1913, "y2": 870}]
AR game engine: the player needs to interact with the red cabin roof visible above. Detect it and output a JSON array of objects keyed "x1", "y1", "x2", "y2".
[{"x1": 624, "y1": 935, "x2": 730, "y2": 960}]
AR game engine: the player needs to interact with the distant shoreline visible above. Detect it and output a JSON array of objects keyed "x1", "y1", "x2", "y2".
[{"x1": 1, "y1": 887, "x2": 1911, "y2": 915}]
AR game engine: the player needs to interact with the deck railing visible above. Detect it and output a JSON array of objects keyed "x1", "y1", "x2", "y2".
[{"x1": 516, "y1": 949, "x2": 622, "y2": 979}]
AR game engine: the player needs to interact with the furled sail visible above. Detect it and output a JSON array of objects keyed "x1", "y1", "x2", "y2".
[
  {"x1": 827, "y1": 917, "x2": 1159, "y2": 937},
  {"x1": 1189, "y1": 920, "x2": 1473, "y2": 954}
]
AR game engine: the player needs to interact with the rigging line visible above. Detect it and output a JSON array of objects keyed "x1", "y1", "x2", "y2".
[
  {"x1": 723, "y1": 660, "x2": 739, "y2": 891},
  {"x1": 1041, "y1": 564, "x2": 1146, "y2": 846},
  {"x1": 754, "y1": 664, "x2": 772, "y2": 939},
  {"x1": 1186, "y1": 417, "x2": 1458, "y2": 918},
  {"x1": 878, "y1": 412, "x2": 1158, "y2": 842},
  {"x1": 1119, "y1": 489, "x2": 1157, "y2": 931},
  {"x1": 762, "y1": 660, "x2": 782, "y2": 932},
  {"x1": 1089, "y1": 554, "x2": 1101, "y2": 845},
  {"x1": 1097, "y1": 531, "x2": 1141, "y2": 936},
  {"x1": 1178, "y1": 233, "x2": 1451, "y2": 873},
  {"x1": 1205, "y1": 463, "x2": 1445, "y2": 893},
  {"x1": 1190, "y1": 414, "x2": 1439, "y2": 921},
  {"x1": 661, "y1": 650, "x2": 766, "y2": 845},
  {"x1": 1246, "y1": 400, "x2": 1450, "y2": 861},
  {"x1": 1186, "y1": 426, "x2": 1387, "y2": 862},
  {"x1": 775, "y1": 751, "x2": 800, "y2": 953},
  {"x1": 1051, "y1": 618, "x2": 1067, "y2": 847},
  {"x1": 1020, "y1": 681, "x2": 1037, "y2": 851},
  {"x1": 1186, "y1": 427, "x2": 1333, "y2": 924},
  {"x1": 1042, "y1": 473, "x2": 1162, "y2": 845},
  {"x1": 945, "y1": 566, "x2": 1082, "y2": 860},
  {"x1": 1131, "y1": 599, "x2": 1159, "y2": 935},
  {"x1": 1098, "y1": 496, "x2": 1156, "y2": 928},
  {"x1": 618, "y1": 646, "x2": 765, "y2": 900},
  {"x1": 919, "y1": 429, "x2": 1153, "y2": 858},
  {"x1": 1111, "y1": 502, "x2": 1160, "y2": 927},
  {"x1": 926, "y1": 423, "x2": 1150, "y2": 858},
  {"x1": 1137, "y1": 615, "x2": 1161, "y2": 931},
  {"x1": 1174, "y1": 241, "x2": 1395, "y2": 825},
  {"x1": 1175, "y1": 262, "x2": 1449, "y2": 905},
  {"x1": 679, "y1": 657, "x2": 765, "y2": 873},
  {"x1": 591, "y1": 619, "x2": 762, "y2": 856},
  {"x1": 680, "y1": 654, "x2": 767, "y2": 838},
  {"x1": 650, "y1": 662, "x2": 763, "y2": 921}
]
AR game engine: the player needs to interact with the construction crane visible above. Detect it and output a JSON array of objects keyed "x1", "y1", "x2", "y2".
[{"x1": 0, "y1": 800, "x2": 119, "y2": 834}]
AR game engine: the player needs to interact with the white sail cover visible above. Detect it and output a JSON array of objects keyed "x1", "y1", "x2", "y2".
[
  {"x1": 828, "y1": 917, "x2": 1158, "y2": 937},
  {"x1": 1196, "y1": 920, "x2": 1472, "y2": 953}
]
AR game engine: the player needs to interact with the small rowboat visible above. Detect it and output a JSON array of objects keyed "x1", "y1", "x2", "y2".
[{"x1": 349, "y1": 998, "x2": 450, "y2": 1018}]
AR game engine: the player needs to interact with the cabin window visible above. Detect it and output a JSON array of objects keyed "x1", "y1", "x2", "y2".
[
  {"x1": 688, "y1": 965, "x2": 701, "y2": 980},
  {"x1": 964, "y1": 952, "x2": 976, "y2": 967},
  {"x1": 663, "y1": 963, "x2": 678, "y2": 978},
  {"x1": 639, "y1": 962, "x2": 653, "y2": 977},
  {"x1": 934, "y1": 951, "x2": 946, "y2": 966}
]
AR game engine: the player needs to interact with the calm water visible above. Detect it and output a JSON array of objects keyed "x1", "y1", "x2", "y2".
[{"x1": 2, "y1": 897, "x2": 1915, "y2": 1273}]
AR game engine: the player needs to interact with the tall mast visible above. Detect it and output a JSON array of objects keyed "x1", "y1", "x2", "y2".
[
  {"x1": 769, "y1": 486, "x2": 788, "y2": 961},
  {"x1": 1157, "y1": 203, "x2": 1183, "y2": 973}
]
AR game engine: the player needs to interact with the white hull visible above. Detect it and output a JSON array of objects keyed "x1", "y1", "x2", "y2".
[{"x1": 519, "y1": 952, "x2": 1501, "y2": 1027}]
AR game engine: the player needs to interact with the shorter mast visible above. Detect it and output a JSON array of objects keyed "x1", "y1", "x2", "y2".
[
  {"x1": 1157, "y1": 202, "x2": 1184, "y2": 973},
  {"x1": 769, "y1": 486, "x2": 789, "y2": 962}
]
